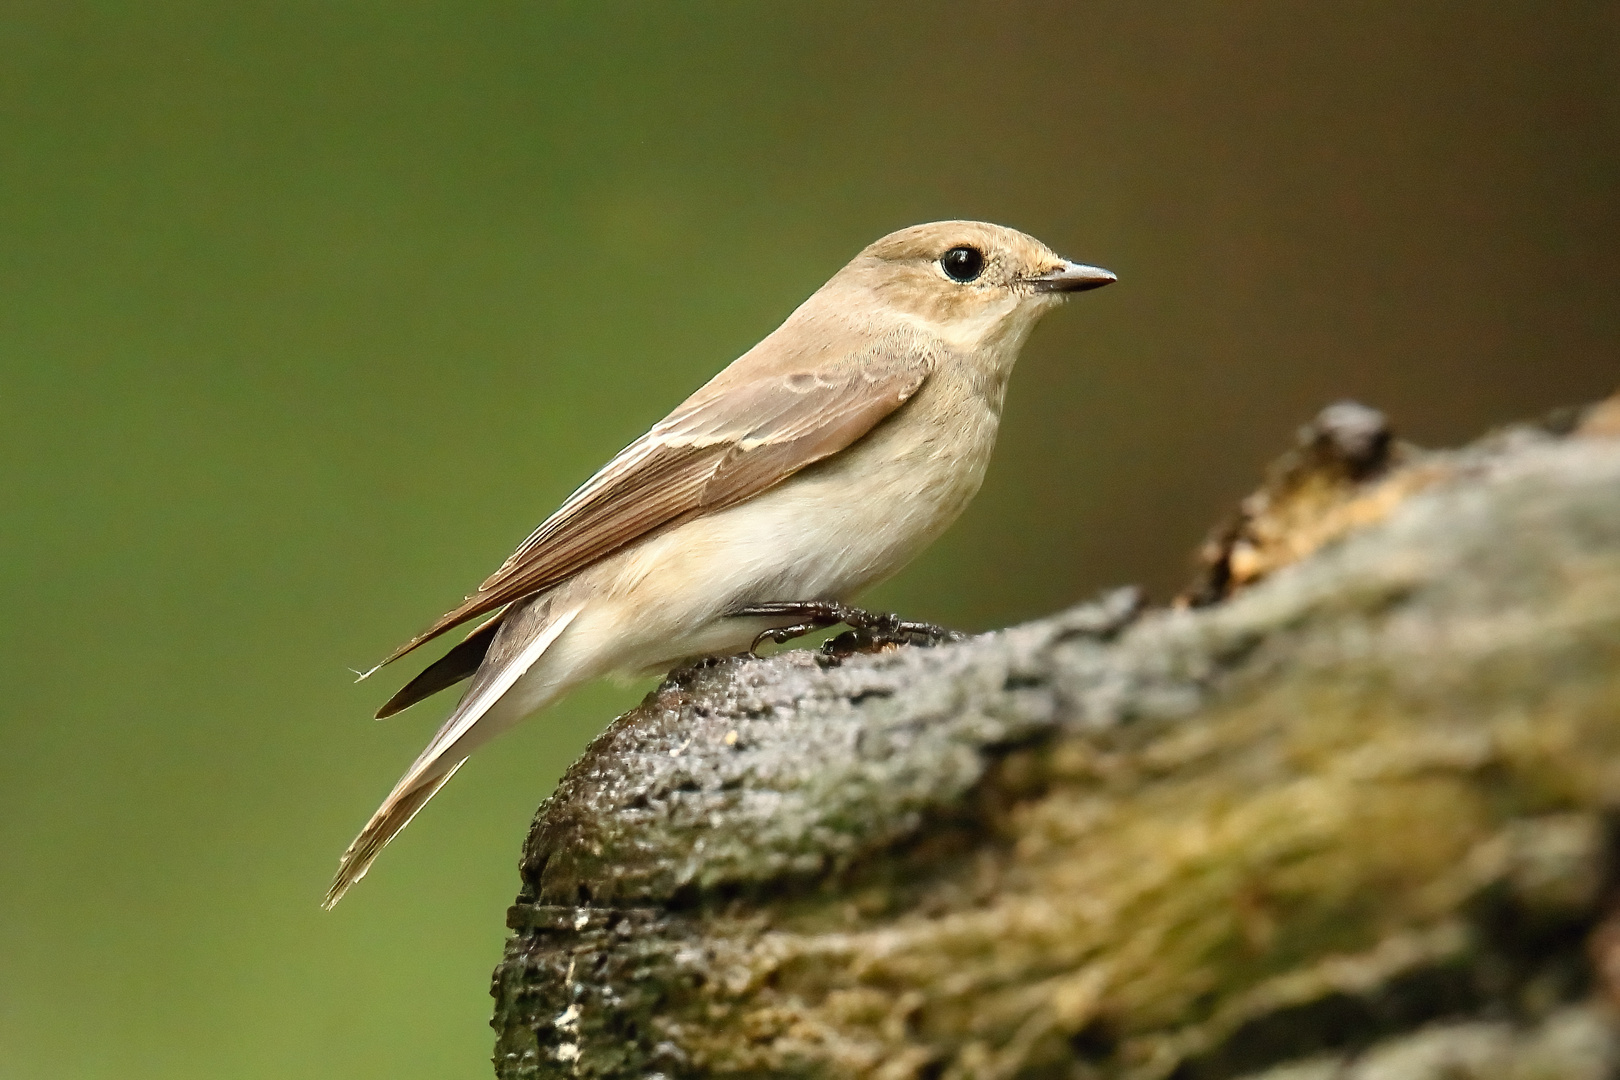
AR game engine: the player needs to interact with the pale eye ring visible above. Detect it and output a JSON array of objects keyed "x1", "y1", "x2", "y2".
[{"x1": 940, "y1": 246, "x2": 985, "y2": 283}]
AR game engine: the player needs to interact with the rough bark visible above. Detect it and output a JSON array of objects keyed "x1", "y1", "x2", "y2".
[{"x1": 491, "y1": 395, "x2": 1620, "y2": 1080}]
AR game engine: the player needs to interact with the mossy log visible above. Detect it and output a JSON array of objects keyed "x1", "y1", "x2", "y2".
[{"x1": 491, "y1": 397, "x2": 1620, "y2": 1080}]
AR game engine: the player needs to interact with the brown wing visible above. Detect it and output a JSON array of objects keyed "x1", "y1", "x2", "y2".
[
  {"x1": 372, "y1": 334, "x2": 934, "y2": 669},
  {"x1": 372, "y1": 615, "x2": 504, "y2": 718}
]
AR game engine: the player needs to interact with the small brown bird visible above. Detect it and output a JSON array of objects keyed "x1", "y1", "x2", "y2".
[{"x1": 326, "y1": 221, "x2": 1114, "y2": 906}]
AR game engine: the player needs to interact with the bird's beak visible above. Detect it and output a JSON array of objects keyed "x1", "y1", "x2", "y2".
[{"x1": 1028, "y1": 261, "x2": 1117, "y2": 293}]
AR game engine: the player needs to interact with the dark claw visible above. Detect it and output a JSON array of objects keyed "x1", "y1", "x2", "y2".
[
  {"x1": 728, "y1": 600, "x2": 965, "y2": 656},
  {"x1": 748, "y1": 621, "x2": 825, "y2": 655}
]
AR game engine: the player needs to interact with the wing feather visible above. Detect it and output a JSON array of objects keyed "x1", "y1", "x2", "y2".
[{"x1": 372, "y1": 333, "x2": 934, "y2": 668}]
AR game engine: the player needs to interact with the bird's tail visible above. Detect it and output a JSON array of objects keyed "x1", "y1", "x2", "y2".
[
  {"x1": 323, "y1": 761, "x2": 465, "y2": 908},
  {"x1": 324, "y1": 598, "x2": 584, "y2": 908}
]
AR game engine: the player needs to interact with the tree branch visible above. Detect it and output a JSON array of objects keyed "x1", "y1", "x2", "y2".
[{"x1": 492, "y1": 396, "x2": 1620, "y2": 1080}]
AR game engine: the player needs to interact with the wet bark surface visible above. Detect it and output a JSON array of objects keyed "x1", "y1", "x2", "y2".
[{"x1": 491, "y1": 397, "x2": 1620, "y2": 1080}]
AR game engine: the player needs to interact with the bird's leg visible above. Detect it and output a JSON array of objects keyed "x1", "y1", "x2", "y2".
[
  {"x1": 727, "y1": 600, "x2": 851, "y2": 655},
  {"x1": 749, "y1": 620, "x2": 833, "y2": 653},
  {"x1": 728, "y1": 601, "x2": 965, "y2": 656}
]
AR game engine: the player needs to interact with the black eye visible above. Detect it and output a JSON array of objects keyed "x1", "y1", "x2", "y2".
[{"x1": 940, "y1": 246, "x2": 985, "y2": 283}]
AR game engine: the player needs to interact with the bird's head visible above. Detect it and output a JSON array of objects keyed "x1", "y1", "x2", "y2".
[{"x1": 836, "y1": 220, "x2": 1115, "y2": 355}]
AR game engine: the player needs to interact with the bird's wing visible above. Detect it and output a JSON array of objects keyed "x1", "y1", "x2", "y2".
[
  {"x1": 372, "y1": 615, "x2": 504, "y2": 718},
  {"x1": 370, "y1": 332, "x2": 935, "y2": 670}
]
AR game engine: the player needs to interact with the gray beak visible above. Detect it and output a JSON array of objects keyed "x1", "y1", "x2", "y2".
[{"x1": 1029, "y1": 261, "x2": 1117, "y2": 293}]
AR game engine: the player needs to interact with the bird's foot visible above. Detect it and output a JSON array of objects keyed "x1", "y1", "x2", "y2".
[{"x1": 729, "y1": 600, "x2": 965, "y2": 657}]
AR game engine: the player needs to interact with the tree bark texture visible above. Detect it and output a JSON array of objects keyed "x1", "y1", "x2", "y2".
[{"x1": 491, "y1": 396, "x2": 1620, "y2": 1080}]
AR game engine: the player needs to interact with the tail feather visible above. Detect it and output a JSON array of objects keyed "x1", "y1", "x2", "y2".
[
  {"x1": 324, "y1": 597, "x2": 585, "y2": 907},
  {"x1": 323, "y1": 760, "x2": 465, "y2": 909}
]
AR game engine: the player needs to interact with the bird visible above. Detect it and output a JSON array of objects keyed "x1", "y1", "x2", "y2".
[{"x1": 325, "y1": 221, "x2": 1114, "y2": 907}]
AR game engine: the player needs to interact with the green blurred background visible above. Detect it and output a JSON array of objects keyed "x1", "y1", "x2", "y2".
[{"x1": 1, "y1": 3, "x2": 1615, "y2": 1077}]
